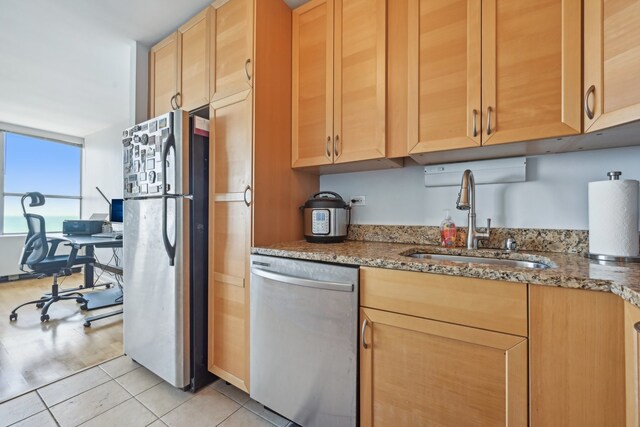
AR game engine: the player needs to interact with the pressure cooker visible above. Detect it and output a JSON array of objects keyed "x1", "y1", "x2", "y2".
[{"x1": 302, "y1": 191, "x2": 351, "y2": 243}]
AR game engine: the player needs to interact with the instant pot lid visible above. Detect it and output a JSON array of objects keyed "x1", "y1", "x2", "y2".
[{"x1": 304, "y1": 191, "x2": 349, "y2": 209}]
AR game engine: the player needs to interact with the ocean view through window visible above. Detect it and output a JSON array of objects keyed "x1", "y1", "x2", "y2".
[{"x1": 1, "y1": 131, "x2": 82, "y2": 234}]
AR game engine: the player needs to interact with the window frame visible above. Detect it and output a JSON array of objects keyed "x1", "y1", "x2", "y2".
[{"x1": 0, "y1": 130, "x2": 83, "y2": 235}]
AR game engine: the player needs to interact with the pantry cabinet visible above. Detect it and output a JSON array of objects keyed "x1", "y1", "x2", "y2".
[
  {"x1": 529, "y1": 286, "x2": 625, "y2": 426},
  {"x1": 408, "y1": 0, "x2": 581, "y2": 155},
  {"x1": 149, "y1": 32, "x2": 179, "y2": 117},
  {"x1": 210, "y1": 0, "x2": 254, "y2": 101},
  {"x1": 359, "y1": 267, "x2": 528, "y2": 426},
  {"x1": 584, "y1": 0, "x2": 640, "y2": 132},
  {"x1": 292, "y1": 0, "x2": 387, "y2": 168},
  {"x1": 207, "y1": 0, "x2": 319, "y2": 393},
  {"x1": 625, "y1": 302, "x2": 640, "y2": 427}
]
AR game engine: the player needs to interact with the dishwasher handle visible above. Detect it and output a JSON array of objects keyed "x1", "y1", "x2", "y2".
[{"x1": 251, "y1": 267, "x2": 354, "y2": 292}]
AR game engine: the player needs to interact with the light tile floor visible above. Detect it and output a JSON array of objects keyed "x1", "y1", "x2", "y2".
[{"x1": 0, "y1": 355, "x2": 298, "y2": 427}]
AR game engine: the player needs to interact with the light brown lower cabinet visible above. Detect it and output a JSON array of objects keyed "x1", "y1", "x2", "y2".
[
  {"x1": 529, "y1": 285, "x2": 626, "y2": 426},
  {"x1": 359, "y1": 307, "x2": 528, "y2": 426},
  {"x1": 625, "y1": 301, "x2": 640, "y2": 427}
]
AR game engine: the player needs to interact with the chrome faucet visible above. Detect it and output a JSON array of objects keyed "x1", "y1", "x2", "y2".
[{"x1": 456, "y1": 169, "x2": 491, "y2": 249}]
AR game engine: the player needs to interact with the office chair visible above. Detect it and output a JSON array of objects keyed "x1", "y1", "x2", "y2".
[{"x1": 9, "y1": 192, "x2": 95, "y2": 322}]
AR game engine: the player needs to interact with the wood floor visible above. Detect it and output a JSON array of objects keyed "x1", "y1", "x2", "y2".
[{"x1": 0, "y1": 273, "x2": 123, "y2": 403}]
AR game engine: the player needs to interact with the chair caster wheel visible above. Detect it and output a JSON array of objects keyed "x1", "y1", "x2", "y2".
[
  {"x1": 9, "y1": 313, "x2": 17, "y2": 321},
  {"x1": 40, "y1": 314, "x2": 50, "y2": 322},
  {"x1": 80, "y1": 304, "x2": 88, "y2": 311},
  {"x1": 36, "y1": 302, "x2": 44, "y2": 309},
  {"x1": 76, "y1": 298, "x2": 85, "y2": 304},
  {"x1": 84, "y1": 321, "x2": 91, "y2": 327}
]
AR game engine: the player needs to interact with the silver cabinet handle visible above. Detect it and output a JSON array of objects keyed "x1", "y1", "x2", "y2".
[
  {"x1": 584, "y1": 85, "x2": 595, "y2": 120},
  {"x1": 243, "y1": 185, "x2": 252, "y2": 207},
  {"x1": 472, "y1": 109, "x2": 478, "y2": 137},
  {"x1": 361, "y1": 319, "x2": 369, "y2": 349},
  {"x1": 334, "y1": 134, "x2": 340, "y2": 157},
  {"x1": 251, "y1": 267, "x2": 354, "y2": 292},
  {"x1": 170, "y1": 94, "x2": 176, "y2": 110},
  {"x1": 175, "y1": 92, "x2": 181, "y2": 109},
  {"x1": 244, "y1": 58, "x2": 252, "y2": 82},
  {"x1": 634, "y1": 322, "x2": 640, "y2": 334},
  {"x1": 486, "y1": 106, "x2": 493, "y2": 135},
  {"x1": 326, "y1": 136, "x2": 332, "y2": 159}
]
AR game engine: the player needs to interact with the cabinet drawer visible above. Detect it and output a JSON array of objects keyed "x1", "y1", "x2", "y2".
[{"x1": 360, "y1": 267, "x2": 527, "y2": 336}]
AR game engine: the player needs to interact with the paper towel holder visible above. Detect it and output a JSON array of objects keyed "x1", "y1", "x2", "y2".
[
  {"x1": 607, "y1": 171, "x2": 622, "y2": 180},
  {"x1": 587, "y1": 170, "x2": 640, "y2": 263}
]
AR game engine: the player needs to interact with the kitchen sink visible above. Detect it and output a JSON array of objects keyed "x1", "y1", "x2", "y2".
[{"x1": 403, "y1": 252, "x2": 552, "y2": 269}]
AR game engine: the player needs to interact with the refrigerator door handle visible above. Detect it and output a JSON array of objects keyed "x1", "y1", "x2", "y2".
[
  {"x1": 162, "y1": 196, "x2": 176, "y2": 266},
  {"x1": 162, "y1": 132, "x2": 176, "y2": 196}
]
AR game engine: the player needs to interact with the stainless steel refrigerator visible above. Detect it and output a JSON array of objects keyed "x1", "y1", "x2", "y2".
[{"x1": 122, "y1": 110, "x2": 213, "y2": 390}]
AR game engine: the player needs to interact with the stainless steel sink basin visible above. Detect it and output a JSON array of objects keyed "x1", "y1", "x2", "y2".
[{"x1": 404, "y1": 252, "x2": 551, "y2": 269}]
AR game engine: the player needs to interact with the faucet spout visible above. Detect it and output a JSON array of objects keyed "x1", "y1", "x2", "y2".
[{"x1": 455, "y1": 169, "x2": 490, "y2": 249}]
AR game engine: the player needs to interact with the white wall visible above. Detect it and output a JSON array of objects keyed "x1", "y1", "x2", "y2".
[{"x1": 320, "y1": 146, "x2": 640, "y2": 230}]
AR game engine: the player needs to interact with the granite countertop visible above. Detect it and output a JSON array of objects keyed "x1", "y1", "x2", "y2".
[{"x1": 251, "y1": 240, "x2": 640, "y2": 308}]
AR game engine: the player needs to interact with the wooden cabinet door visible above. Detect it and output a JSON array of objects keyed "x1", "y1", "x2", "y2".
[
  {"x1": 333, "y1": 0, "x2": 386, "y2": 164},
  {"x1": 408, "y1": 0, "x2": 481, "y2": 154},
  {"x1": 292, "y1": 0, "x2": 334, "y2": 168},
  {"x1": 584, "y1": 0, "x2": 640, "y2": 132},
  {"x1": 178, "y1": 7, "x2": 210, "y2": 112},
  {"x1": 530, "y1": 286, "x2": 625, "y2": 426},
  {"x1": 149, "y1": 32, "x2": 179, "y2": 117},
  {"x1": 208, "y1": 90, "x2": 253, "y2": 392},
  {"x1": 210, "y1": 0, "x2": 254, "y2": 102},
  {"x1": 360, "y1": 307, "x2": 528, "y2": 426},
  {"x1": 481, "y1": 0, "x2": 581, "y2": 146},
  {"x1": 625, "y1": 302, "x2": 640, "y2": 427}
]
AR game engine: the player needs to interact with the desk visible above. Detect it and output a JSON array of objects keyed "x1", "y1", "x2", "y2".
[{"x1": 50, "y1": 233, "x2": 123, "y2": 311}]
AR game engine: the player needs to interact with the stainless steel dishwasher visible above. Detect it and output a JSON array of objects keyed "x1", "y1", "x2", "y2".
[{"x1": 250, "y1": 254, "x2": 358, "y2": 427}]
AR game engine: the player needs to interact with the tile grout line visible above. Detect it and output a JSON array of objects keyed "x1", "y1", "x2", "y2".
[
  {"x1": 38, "y1": 371, "x2": 113, "y2": 409},
  {"x1": 213, "y1": 405, "x2": 243, "y2": 427},
  {"x1": 34, "y1": 389, "x2": 61, "y2": 427}
]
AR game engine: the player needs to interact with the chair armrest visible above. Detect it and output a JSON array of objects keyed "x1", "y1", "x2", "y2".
[
  {"x1": 64, "y1": 245, "x2": 80, "y2": 269},
  {"x1": 46, "y1": 238, "x2": 66, "y2": 257}
]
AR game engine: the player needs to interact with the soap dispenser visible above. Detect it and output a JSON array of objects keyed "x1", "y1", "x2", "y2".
[{"x1": 440, "y1": 210, "x2": 457, "y2": 247}]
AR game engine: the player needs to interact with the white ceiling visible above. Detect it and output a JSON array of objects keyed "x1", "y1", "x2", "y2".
[{"x1": 0, "y1": 0, "x2": 212, "y2": 137}]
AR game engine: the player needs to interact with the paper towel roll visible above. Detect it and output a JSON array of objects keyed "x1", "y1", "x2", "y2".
[{"x1": 589, "y1": 179, "x2": 639, "y2": 257}]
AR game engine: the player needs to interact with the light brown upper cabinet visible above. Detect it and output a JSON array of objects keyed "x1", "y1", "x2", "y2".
[
  {"x1": 149, "y1": 7, "x2": 211, "y2": 117},
  {"x1": 584, "y1": 0, "x2": 640, "y2": 132},
  {"x1": 210, "y1": 0, "x2": 254, "y2": 102},
  {"x1": 149, "y1": 32, "x2": 179, "y2": 117},
  {"x1": 292, "y1": 0, "x2": 386, "y2": 168},
  {"x1": 408, "y1": 0, "x2": 581, "y2": 155},
  {"x1": 178, "y1": 8, "x2": 211, "y2": 112}
]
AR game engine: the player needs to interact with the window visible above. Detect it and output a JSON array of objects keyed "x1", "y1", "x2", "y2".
[{"x1": 1, "y1": 131, "x2": 82, "y2": 234}]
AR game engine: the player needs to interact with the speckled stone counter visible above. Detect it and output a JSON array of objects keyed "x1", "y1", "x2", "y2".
[{"x1": 251, "y1": 240, "x2": 640, "y2": 308}]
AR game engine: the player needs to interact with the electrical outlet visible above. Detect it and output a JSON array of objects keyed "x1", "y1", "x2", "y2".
[{"x1": 351, "y1": 195, "x2": 366, "y2": 206}]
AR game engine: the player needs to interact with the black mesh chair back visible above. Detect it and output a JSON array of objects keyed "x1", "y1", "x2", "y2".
[{"x1": 20, "y1": 213, "x2": 49, "y2": 267}]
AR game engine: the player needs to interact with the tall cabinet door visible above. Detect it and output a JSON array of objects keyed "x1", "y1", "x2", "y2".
[
  {"x1": 360, "y1": 308, "x2": 528, "y2": 426},
  {"x1": 208, "y1": 90, "x2": 253, "y2": 392},
  {"x1": 584, "y1": 0, "x2": 640, "y2": 132},
  {"x1": 178, "y1": 7, "x2": 210, "y2": 112},
  {"x1": 292, "y1": 0, "x2": 334, "y2": 168},
  {"x1": 408, "y1": 0, "x2": 481, "y2": 155},
  {"x1": 210, "y1": 0, "x2": 254, "y2": 102},
  {"x1": 481, "y1": 0, "x2": 581, "y2": 146},
  {"x1": 149, "y1": 32, "x2": 179, "y2": 117},
  {"x1": 333, "y1": 0, "x2": 386, "y2": 164}
]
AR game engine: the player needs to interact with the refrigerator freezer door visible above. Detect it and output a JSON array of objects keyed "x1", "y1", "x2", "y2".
[{"x1": 123, "y1": 197, "x2": 190, "y2": 388}]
